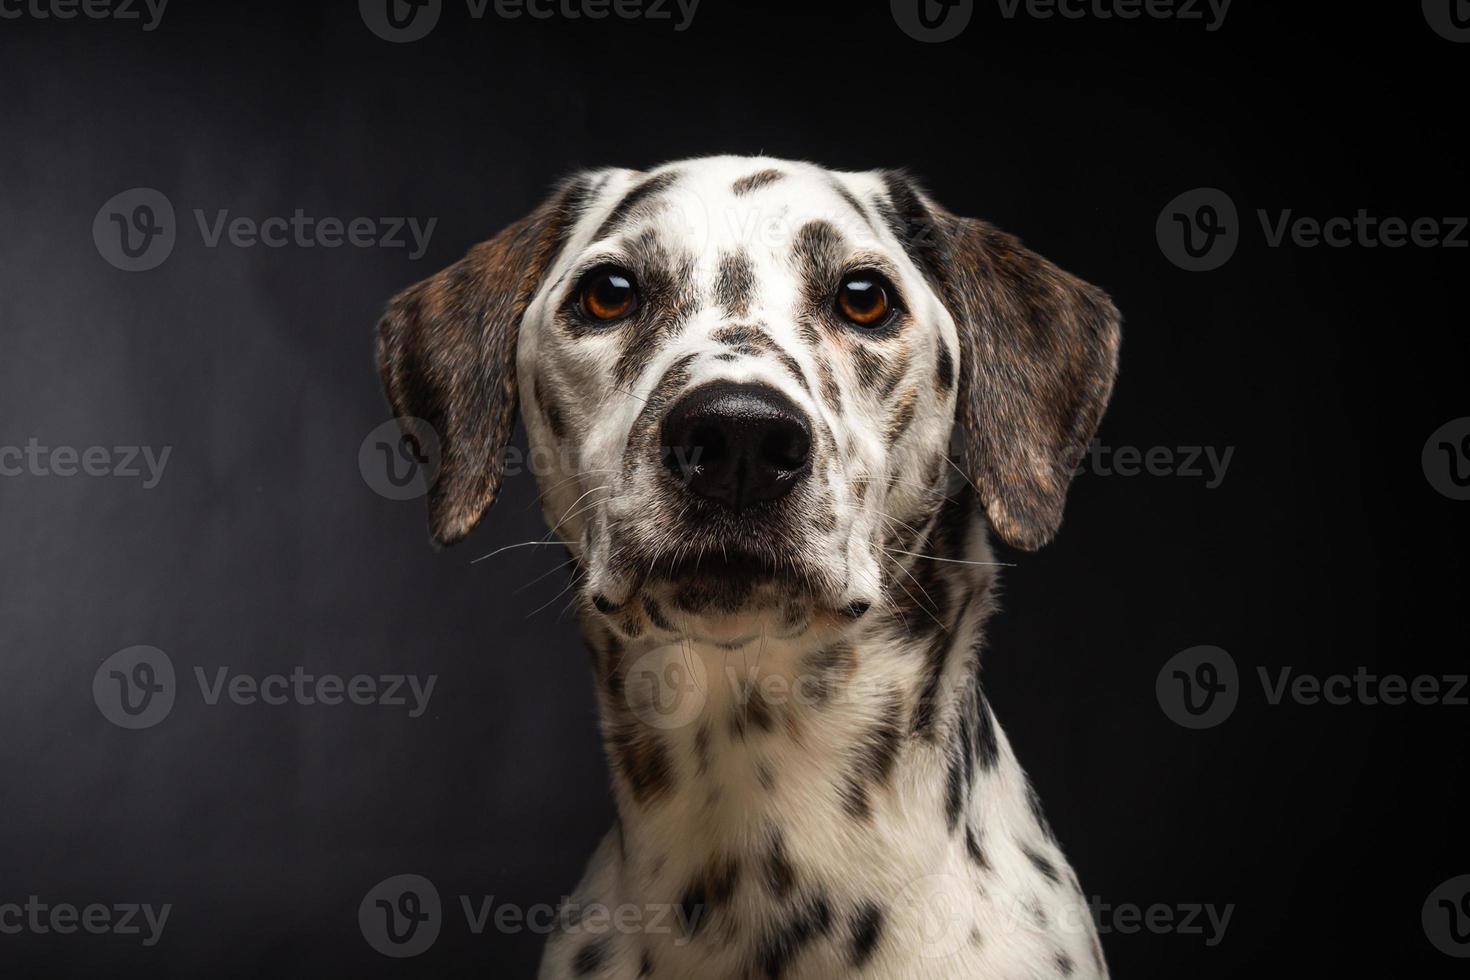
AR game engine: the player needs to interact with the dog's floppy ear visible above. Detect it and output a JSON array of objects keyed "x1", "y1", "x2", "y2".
[
  {"x1": 883, "y1": 174, "x2": 1122, "y2": 551},
  {"x1": 376, "y1": 176, "x2": 594, "y2": 547}
]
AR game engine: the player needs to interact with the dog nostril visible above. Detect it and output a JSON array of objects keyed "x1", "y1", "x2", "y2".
[
  {"x1": 762, "y1": 425, "x2": 810, "y2": 473},
  {"x1": 689, "y1": 425, "x2": 729, "y2": 467}
]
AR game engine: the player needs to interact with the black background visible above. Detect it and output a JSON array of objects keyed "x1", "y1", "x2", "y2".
[{"x1": 1, "y1": 1, "x2": 1467, "y2": 976}]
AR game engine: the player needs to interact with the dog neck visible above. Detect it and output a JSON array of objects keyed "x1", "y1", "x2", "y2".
[{"x1": 573, "y1": 492, "x2": 1058, "y2": 951}]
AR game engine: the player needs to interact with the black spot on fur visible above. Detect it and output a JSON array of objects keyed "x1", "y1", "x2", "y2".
[
  {"x1": 936, "y1": 338, "x2": 956, "y2": 390},
  {"x1": 678, "y1": 882, "x2": 707, "y2": 938},
  {"x1": 877, "y1": 171, "x2": 946, "y2": 290},
  {"x1": 764, "y1": 830, "x2": 796, "y2": 898},
  {"x1": 757, "y1": 892, "x2": 833, "y2": 979},
  {"x1": 1056, "y1": 952, "x2": 1076, "y2": 976},
  {"x1": 829, "y1": 178, "x2": 874, "y2": 229},
  {"x1": 841, "y1": 689, "x2": 905, "y2": 822},
  {"x1": 694, "y1": 723, "x2": 711, "y2": 776},
  {"x1": 850, "y1": 902, "x2": 885, "y2": 967},
  {"x1": 679, "y1": 855, "x2": 741, "y2": 939},
  {"x1": 643, "y1": 596, "x2": 674, "y2": 632},
  {"x1": 975, "y1": 694, "x2": 999, "y2": 770},
  {"x1": 800, "y1": 642, "x2": 854, "y2": 707},
  {"x1": 572, "y1": 939, "x2": 608, "y2": 976},
  {"x1": 965, "y1": 824, "x2": 991, "y2": 871},
  {"x1": 1024, "y1": 846, "x2": 1062, "y2": 885}
]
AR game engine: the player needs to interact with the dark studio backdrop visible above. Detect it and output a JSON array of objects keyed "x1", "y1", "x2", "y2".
[{"x1": 1, "y1": 1, "x2": 1467, "y2": 976}]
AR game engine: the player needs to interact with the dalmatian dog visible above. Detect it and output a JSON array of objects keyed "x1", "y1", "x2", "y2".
[{"x1": 375, "y1": 156, "x2": 1121, "y2": 979}]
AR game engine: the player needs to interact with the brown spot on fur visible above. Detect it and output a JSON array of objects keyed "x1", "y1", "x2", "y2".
[
  {"x1": 712, "y1": 323, "x2": 774, "y2": 353},
  {"x1": 595, "y1": 170, "x2": 680, "y2": 240},
  {"x1": 534, "y1": 377, "x2": 568, "y2": 440},
  {"x1": 609, "y1": 724, "x2": 674, "y2": 806},
  {"x1": 714, "y1": 250, "x2": 756, "y2": 316},
  {"x1": 791, "y1": 220, "x2": 846, "y2": 302},
  {"x1": 887, "y1": 388, "x2": 918, "y2": 446},
  {"x1": 732, "y1": 168, "x2": 785, "y2": 195},
  {"x1": 777, "y1": 352, "x2": 811, "y2": 394}
]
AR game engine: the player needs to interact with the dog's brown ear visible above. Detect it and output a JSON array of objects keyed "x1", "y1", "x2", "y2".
[
  {"x1": 376, "y1": 176, "x2": 593, "y2": 547},
  {"x1": 883, "y1": 174, "x2": 1122, "y2": 551}
]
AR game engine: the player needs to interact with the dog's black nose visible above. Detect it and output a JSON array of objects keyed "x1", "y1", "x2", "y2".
[{"x1": 661, "y1": 382, "x2": 812, "y2": 510}]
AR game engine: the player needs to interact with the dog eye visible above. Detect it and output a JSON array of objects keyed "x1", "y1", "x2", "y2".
[
  {"x1": 579, "y1": 267, "x2": 639, "y2": 322},
  {"x1": 836, "y1": 272, "x2": 895, "y2": 328}
]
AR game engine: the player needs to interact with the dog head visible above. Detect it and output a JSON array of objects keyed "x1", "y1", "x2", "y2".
[{"x1": 377, "y1": 156, "x2": 1120, "y2": 640}]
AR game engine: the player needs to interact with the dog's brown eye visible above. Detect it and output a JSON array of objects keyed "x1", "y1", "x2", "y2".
[
  {"x1": 836, "y1": 273, "x2": 894, "y2": 328},
  {"x1": 580, "y1": 267, "x2": 638, "y2": 322}
]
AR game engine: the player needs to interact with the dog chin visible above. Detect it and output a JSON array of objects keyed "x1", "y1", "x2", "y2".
[{"x1": 631, "y1": 548, "x2": 830, "y2": 625}]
